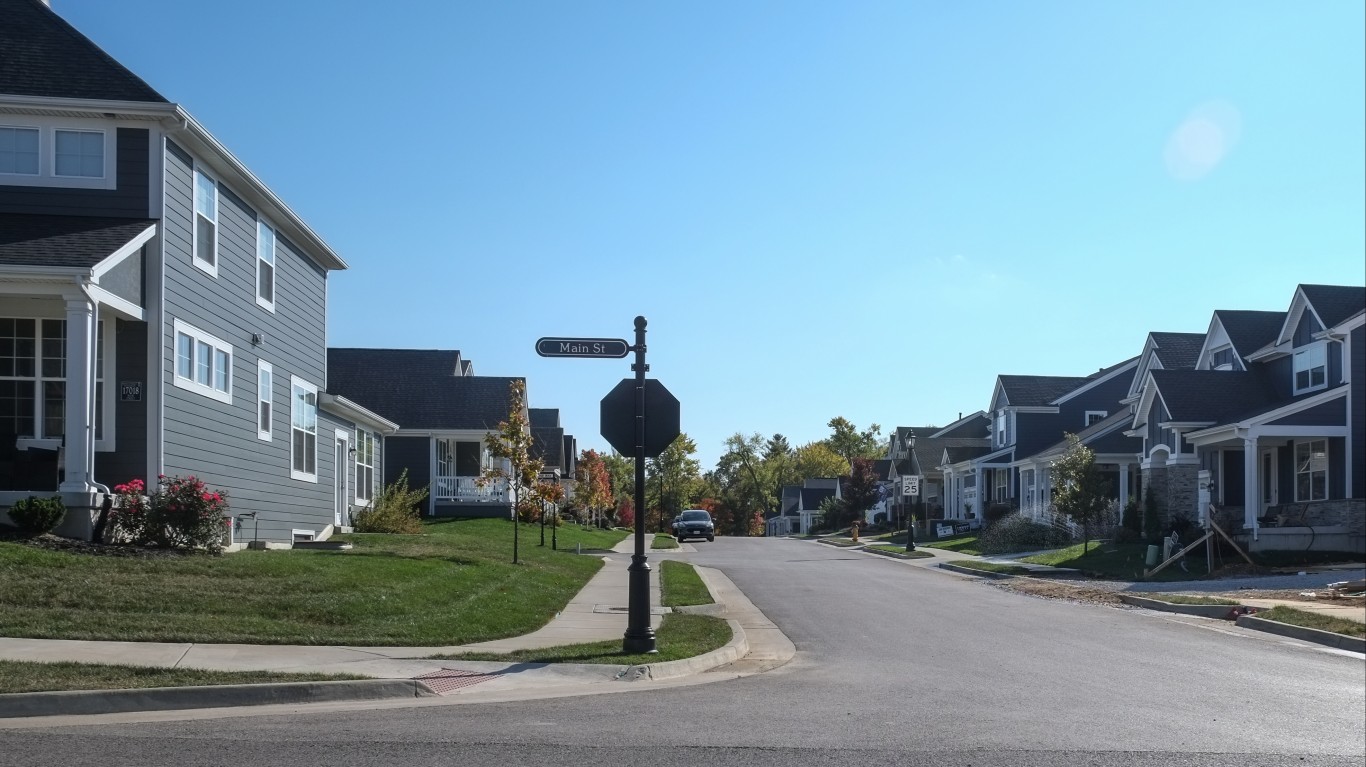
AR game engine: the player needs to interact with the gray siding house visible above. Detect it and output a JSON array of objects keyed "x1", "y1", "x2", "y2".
[{"x1": 1, "y1": 0, "x2": 358, "y2": 545}]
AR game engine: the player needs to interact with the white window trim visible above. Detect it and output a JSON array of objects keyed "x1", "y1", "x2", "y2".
[
  {"x1": 1294, "y1": 439, "x2": 1329, "y2": 502},
  {"x1": 291, "y1": 375, "x2": 319, "y2": 483},
  {"x1": 0, "y1": 120, "x2": 114, "y2": 189},
  {"x1": 192, "y1": 167, "x2": 219, "y2": 277},
  {"x1": 1292, "y1": 341, "x2": 1328, "y2": 395},
  {"x1": 257, "y1": 360, "x2": 273, "y2": 442},
  {"x1": 0, "y1": 125, "x2": 41, "y2": 177},
  {"x1": 52, "y1": 127, "x2": 107, "y2": 180},
  {"x1": 256, "y1": 219, "x2": 276, "y2": 312},
  {"x1": 171, "y1": 318, "x2": 233, "y2": 405},
  {"x1": 355, "y1": 428, "x2": 376, "y2": 505},
  {"x1": 1085, "y1": 410, "x2": 1108, "y2": 427}
]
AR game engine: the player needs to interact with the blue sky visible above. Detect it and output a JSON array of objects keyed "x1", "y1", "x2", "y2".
[{"x1": 57, "y1": 1, "x2": 1365, "y2": 469}]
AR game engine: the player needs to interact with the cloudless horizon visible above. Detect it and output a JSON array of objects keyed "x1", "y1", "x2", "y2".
[{"x1": 52, "y1": 1, "x2": 1365, "y2": 469}]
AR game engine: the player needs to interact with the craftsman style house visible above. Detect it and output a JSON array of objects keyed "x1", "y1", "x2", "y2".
[
  {"x1": 0, "y1": 0, "x2": 371, "y2": 544},
  {"x1": 1130, "y1": 284, "x2": 1365, "y2": 551}
]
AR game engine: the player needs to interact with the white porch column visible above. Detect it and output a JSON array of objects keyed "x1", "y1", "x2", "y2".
[
  {"x1": 59, "y1": 296, "x2": 97, "y2": 492},
  {"x1": 1243, "y1": 437, "x2": 1259, "y2": 530},
  {"x1": 1118, "y1": 462, "x2": 1131, "y2": 511}
]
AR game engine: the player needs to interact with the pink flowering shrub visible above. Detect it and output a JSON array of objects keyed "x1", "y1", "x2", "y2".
[{"x1": 111, "y1": 475, "x2": 228, "y2": 552}]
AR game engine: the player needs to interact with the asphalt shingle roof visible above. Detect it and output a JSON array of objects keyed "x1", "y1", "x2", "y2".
[
  {"x1": 1214, "y1": 310, "x2": 1285, "y2": 358},
  {"x1": 1301, "y1": 284, "x2": 1365, "y2": 329},
  {"x1": 0, "y1": 214, "x2": 155, "y2": 269},
  {"x1": 327, "y1": 348, "x2": 518, "y2": 430},
  {"x1": 942, "y1": 446, "x2": 993, "y2": 465},
  {"x1": 532, "y1": 426, "x2": 565, "y2": 469},
  {"x1": 529, "y1": 409, "x2": 559, "y2": 428},
  {"x1": 800, "y1": 488, "x2": 836, "y2": 511},
  {"x1": 1, "y1": 0, "x2": 167, "y2": 102},
  {"x1": 1149, "y1": 370, "x2": 1277, "y2": 423},
  {"x1": 872, "y1": 459, "x2": 894, "y2": 481},
  {"x1": 998, "y1": 375, "x2": 1091, "y2": 407},
  {"x1": 1149, "y1": 332, "x2": 1205, "y2": 370}
]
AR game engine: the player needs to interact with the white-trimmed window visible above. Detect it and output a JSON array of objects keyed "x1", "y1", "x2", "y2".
[
  {"x1": 193, "y1": 169, "x2": 218, "y2": 275},
  {"x1": 54, "y1": 129, "x2": 104, "y2": 178},
  {"x1": 172, "y1": 319, "x2": 232, "y2": 404},
  {"x1": 355, "y1": 429, "x2": 376, "y2": 503},
  {"x1": 1295, "y1": 440, "x2": 1328, "y2": 501},
  {"x1": 1085, "y1": 410, "x2": 1108, "y2": 427},
  {"x1": 1210, "y1": 346, "x2": 1236, "y2": 370},
  {"x1": 256, "y1": 220, "x2": 276, "y2": 311},
  {"x1": 995, "y1": 412, "x2": 1007, "y2": 447},
  {"x1": 1293, "y1": 342, "x2": 1327, "y2": 394},
  {"x1": 257, "y1": 360, "x2": 273, "y2": 441},
  {"x1": 0, "y1": 126, "x2": 40, "y2": 175},
  {"x1": 291, "y1": 376, "x2": 318, "y2": 481},
  {"x1": 993, "y1": 469, "x2": 1010, "y2": 502}
]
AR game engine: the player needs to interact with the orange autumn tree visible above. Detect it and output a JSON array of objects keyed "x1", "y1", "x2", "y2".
[{"x1": 482, "y1": 379, "x2": 542, "y2": 564}]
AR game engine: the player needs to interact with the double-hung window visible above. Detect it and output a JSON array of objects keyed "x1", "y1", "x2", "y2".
[
  {"x1": 257, "y1": 361, "x2": 273, "y2": 441},
  {"x1": 291, "y1": 376, "x2": 318, "y2": 482},
  {"x1": 1085, "y1": 410, "x2": 1108, "y2": 427},
  {"x1": 0, "y1": 318, "x2": 108, "y2": 442},
  {"x1": 994, "y1": 469, "x2": 1010, "y2": 503},
  {"x1": 1293, "y1": 343, "x2": 1327, "y2": 394},
  {"x1": 355, "y1": 429, "x2": 376, "y2": 504},
  {"x1": 1294, "y1": 440, "x2": 1328, "y2": 501},
  {"x1": 256, "y1": 220, "x2": 276, "y2": 311},
  {"x1": 193, "y1": 169, "x2": 218, "y2": 274},
  {"x1": 995, "y1": 413, "x2": 1007, "y2": 447},
  {"x1": 172, "y1": 319, "x2": 232, "y2": 404},
  {"x1": 0, "y1": 127, "x2": 40, "y2": 175}
]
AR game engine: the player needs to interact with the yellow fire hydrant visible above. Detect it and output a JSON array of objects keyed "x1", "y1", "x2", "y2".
[{"x1": 850, "y1": 521, "x2": 860, "y2": 543}]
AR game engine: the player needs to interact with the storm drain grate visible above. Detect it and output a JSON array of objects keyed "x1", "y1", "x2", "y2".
[{"x1": 413, "y1": 668, "x2": 502, "y2": 695}]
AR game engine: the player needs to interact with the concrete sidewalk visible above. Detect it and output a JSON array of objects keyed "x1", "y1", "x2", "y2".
[{"x1": 0, "y1": 536, "x2": 791, "y2": 720}]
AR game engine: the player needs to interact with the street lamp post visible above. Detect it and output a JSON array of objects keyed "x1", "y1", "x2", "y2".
[{"x1": 906, "y1": 431, "x2": 917, "y2": 553}]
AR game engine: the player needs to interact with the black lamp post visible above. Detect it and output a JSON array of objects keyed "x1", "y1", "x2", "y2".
[{"x1": 905, "y1": 430, "x2": 917, "y2": 553}]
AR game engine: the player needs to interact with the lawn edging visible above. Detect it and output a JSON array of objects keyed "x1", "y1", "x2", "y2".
[
  {"x1": 1235, "y1": 615, "x2": 1366, "y2": 653},
  {"x1": 864, "y1": 546, "x2": 933, "y2": 560},
  {"x1": 0, "y1": 679, "x2": 435, "y2": 720},
  {"x1": 1118, "y1": 594, "x2": 1243, "y2": 619},
  {"x1": 617, "y1": 618, "x2": 747, "y2": 682}
]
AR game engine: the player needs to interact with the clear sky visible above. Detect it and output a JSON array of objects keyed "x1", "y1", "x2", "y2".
[{"x1": 55, "y1": 1, "x2": 1365, "y2": 469}]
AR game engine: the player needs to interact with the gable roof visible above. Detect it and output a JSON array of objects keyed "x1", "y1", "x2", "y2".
[
  {"x1": 327, "y1": 348, "x2": 519, "y2": 430},
  {"x1": 1, "y1": 0, "x2": 167, "y2": 103},
  {"x1": 872, "y1": 459, "x2": 894, "y2": 481},
  {"x1": 0, "y1": 213, "x2": 156, "y2": 269},
  {"x1": 942, "y1": 445, "x2": 992, "y2": 466},
  {"x1": 1299, "y1": 284, "x2": 1366, "y2": 330},
  {"x1": 1031, "y1": 410, "x2": 1140, "y2": 461},
  {"x1": 532, "y1": 426, "x2": 565, "y2": 470},
  {"x1": 928, "y1": 411, "x2": 990, "y2": 439},
  {"x1": 1213, "y1": 310, "x2": 1285, "y2": 358},
  {"x1": 800, "y1": 487, "x2": 836, "y2": 510},
  {"x1": 1148, "y1": 332, "x2": 1205, "y2": 370},
  {"x1": 528, "y1": 408, "x2": 559, "y2": 428},
  {"x1": 1147, "y1": 370, "x2": 1277, "y2": 423},
  {"x1": 997, "y1": 375, "x2": 1091, "y2": 407}
]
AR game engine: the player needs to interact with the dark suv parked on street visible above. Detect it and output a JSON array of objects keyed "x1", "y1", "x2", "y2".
[{"x1": 671, "y1": 509, "x2": 715, "y2": 542}]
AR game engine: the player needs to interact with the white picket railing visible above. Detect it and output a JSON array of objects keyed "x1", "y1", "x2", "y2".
[{"x1": 433, "y1": 476, "x2": 507, "y2": 502}]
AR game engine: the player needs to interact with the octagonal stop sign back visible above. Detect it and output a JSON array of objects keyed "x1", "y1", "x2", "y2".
[{"x1": 600, "y1": 378, "x2": 681, "y2": 458}]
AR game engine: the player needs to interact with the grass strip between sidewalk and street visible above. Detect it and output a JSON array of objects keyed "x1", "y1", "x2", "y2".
[
  {"x1": 651, "y1": 534, "x2": 679, "y2": 550},
  {"x1": 1020, "y1": 541, "x2": 1212, "y2": 581},
  {"x1": 919, "y1": 534, "x2": 982, "y2": 556},
  {"x1": 660, "y1": 560, "x2": 713, "y2": 607},
  {"x1": 0, "y1": 518, "x2": 627, "y2": 646},
  {"x1": 0, "y1": 660, "x2": 366, "y2": 695},
  {"x1": 430, "y1": 612, "x2": 731, "y2": 665},
  {"x1": 1253, "y1": 606, "x2": 1366, "y2": 639},
  {"x1": 867, "y1": 545, "x2": 934, "y2": 558}
]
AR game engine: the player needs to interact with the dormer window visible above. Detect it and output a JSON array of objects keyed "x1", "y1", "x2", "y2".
[
  {"x1": 1293, "y1": 342, "x2": 1327, "y2": 394},
  {"x1": 1210, "y1": 347, "x2": 1236, "y2": 371}
]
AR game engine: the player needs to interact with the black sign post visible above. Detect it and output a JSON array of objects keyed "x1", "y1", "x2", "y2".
[
  {"x1": 535, "y1": 337, "x2": 630, "y2": 358},
  {"x1": 623, "y1": 317, "x2": 655, "y2": 654}
]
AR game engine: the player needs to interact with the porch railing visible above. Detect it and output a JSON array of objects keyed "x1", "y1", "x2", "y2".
[{"x1": 433, "y1": 476, "x2": 507, "y2": 503}]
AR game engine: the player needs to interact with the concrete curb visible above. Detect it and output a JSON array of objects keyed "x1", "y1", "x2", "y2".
[
  {"x1": 938, "y1": 561, "x2": 1016, "y2": 579},
  {"x1": 0, "y1": 679, "x2": 436, "y2": 719},
  {"x1": 862, "y1": 546, "x2": 931, "y2": 561},
  {"x1": 618, "y1": 618, "x2": 748, "y2": 682},
  {"x1": 1235, "y1": 615, "x2": 1366, "y2": 653},
  {"x1": 1118, "y1": 594, "x2": 1241, "y2": 619},
  {"x1": 673, "y1": 602, "x2": 726, "y2": 617}
]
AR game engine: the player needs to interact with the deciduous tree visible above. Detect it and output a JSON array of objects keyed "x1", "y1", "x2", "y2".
[
  {"x1": 793, "y1": 442, "x2": 849, "y2": 481},
  {"x1": 482, "y1": 379, "x2": 542, "y2": 564},
  {"x1": 824, "y1": 417, "x2": 883, "y2": 465},
  {"x1": 840, "y1": 457, "x2": 883, "y2": 529},
  {"x1": 1051, "y1": 433, "x2": 1111, "y2": 555}
]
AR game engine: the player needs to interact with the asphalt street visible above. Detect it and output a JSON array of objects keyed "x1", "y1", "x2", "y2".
[{"x1": 1, "y1": 537, "x2": 1363, "y2": 767}]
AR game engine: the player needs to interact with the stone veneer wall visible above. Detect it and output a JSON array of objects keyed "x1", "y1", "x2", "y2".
[
  {"x1": 1140, "y1": 464, "x2": 1201, "y2": 529},
  {"x1": 1269, "y1": 499, "x2": 1366, "y2": 536}
]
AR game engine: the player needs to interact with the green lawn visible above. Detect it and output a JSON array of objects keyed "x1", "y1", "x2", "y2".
[
  {"x1": 651, "y1": 534, "x2": 679, "y2": 550},
  {"x1": 1019, "y1": 541, "x2": 1212, "y2": 581},
  {"x1": 1255, "y1": 606, "x2": 1366, "y2": 639},
  {"x1": 0, "y1": 660, "x2": 365, "y2": 695},
  {"x1": 867, "y1": 544, "x2": 935, "y2": 558},
  {"x1": 431, "y1": 612, "x2": 731, "y2": 665},
  {"x1": 950, "y1": 560, "x2": 1031, "y2": 576},
  {"x1": 661, "y1": 560, "x2": 713, "y2": 607},
  {"x1": 919, "y1": 533, "x2": 982, "y2": 556},
  {"x1": 0, "y1": 518, "x2": 627, "y2": 646}
]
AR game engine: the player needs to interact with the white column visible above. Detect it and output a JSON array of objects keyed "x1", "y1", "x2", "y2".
[
  {"x1": 1243, "y1": 437, "x2": 1259, "y2": 530},
  {"x1": 1118, "y1": 462, "x2": 1131, "y2": 510},
  {"x1": 59, "y1": 297, "x2": 96, "y2": 492}
]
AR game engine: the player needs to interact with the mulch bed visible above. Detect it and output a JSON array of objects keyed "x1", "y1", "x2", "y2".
[{"x1": 0, "y1": 529, "x2": 212, "y2": 559}]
